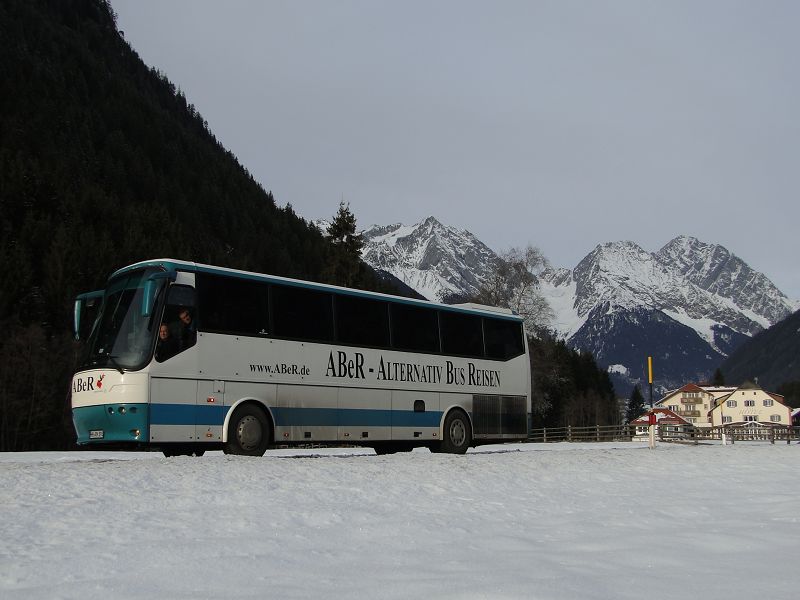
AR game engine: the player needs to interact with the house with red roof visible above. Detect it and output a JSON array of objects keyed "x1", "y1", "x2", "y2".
[
  {"x1": 629, "y1": 407, "x2": 692, "y2": 439},
  {"x1": 652, "y1": 383, "x2": 717, "y2": 429}
]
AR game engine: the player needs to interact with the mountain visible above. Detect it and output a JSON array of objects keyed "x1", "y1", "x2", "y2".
[
  {"x1": 538, "y1": 237, "x2": 798, "y2": 393},
  {"x1": 720, "y1": 308, "x2": 800, "y2": 390},
  {"x1": 361, "y1": 220, "x2": 798, "y2": 395},
  {"x1": 360, "y1": 217, "x2": 497, "y2": 302}
]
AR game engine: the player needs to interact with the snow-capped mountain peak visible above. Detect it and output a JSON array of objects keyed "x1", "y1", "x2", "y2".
[{"x1": 361, "y1": 217, "x2": 497, "y2": 302}]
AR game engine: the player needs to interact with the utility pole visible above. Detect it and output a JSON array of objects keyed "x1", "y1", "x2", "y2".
[{"x1": 648, "y1": 356, "x2": 655, "y2": 449}]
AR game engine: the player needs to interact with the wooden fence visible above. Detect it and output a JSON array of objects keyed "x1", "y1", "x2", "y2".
[
  {"x1": 658, "y1": 425, "x2": 799, "y2": 444},
  {"x1": 527, "y1": 424, "x2": 800, "y2": 444},
  {"x1": 527, "y1": 424, "x2": 636, "y2": 443}
]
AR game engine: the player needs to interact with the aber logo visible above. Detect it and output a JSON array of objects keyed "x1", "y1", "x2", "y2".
[{"x1": 72, "y1": 374, "x2": 104, "y2": 393}]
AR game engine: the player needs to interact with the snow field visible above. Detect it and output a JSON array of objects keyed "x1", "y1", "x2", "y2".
[{"x1": 1, "y1": 442, "x2": 798, "y2": 599}]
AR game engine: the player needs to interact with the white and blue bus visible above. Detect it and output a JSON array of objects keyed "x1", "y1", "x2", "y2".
[{"x1": 71, "y1": 259, "x2": 531, "y2": 455}]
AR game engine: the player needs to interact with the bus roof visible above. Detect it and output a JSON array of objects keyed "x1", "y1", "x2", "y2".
[{"x1": 112, "y1": 258, "x2": 524, "y2": 321}]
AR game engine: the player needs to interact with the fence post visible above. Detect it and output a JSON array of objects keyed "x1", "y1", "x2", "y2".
[
  {"x1": 543, "y1": 428, "x2": 547, "y2": 443},
  {"x1": 567, "y1": 425, "x2": 572, "y2": 442},
  {"x1": 596, "y1": 425, "x2": 600, "y2": 442}
]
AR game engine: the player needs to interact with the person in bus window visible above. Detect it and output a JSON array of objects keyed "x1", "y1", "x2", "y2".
[
  {"x1": 175, "y1": 307, "x2": 196, "y2": 350},
  {"x1": 155, "y1": 323, "x2": 178, "y2": 362}
]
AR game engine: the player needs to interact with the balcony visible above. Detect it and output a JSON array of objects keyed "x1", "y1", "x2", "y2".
[{"x1": 676, "y1": 410, "x2": 701, "y2": 417}]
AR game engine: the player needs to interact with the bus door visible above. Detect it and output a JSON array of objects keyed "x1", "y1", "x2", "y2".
[{"x1": 391, "y1": 390, "x2": 440, "y2": 441}]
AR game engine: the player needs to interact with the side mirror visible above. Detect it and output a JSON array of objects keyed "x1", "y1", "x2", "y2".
[
  {"x1": 141, "y1": 271, "x2": 177, "y2": 317},
  {"x1": 73, "y1": 291, "x2": 104, "y2": 341}
]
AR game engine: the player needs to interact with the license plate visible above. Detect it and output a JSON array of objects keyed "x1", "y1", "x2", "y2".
[{"x1": 89, "y1": 430, "x2": 104, "y2": 439}]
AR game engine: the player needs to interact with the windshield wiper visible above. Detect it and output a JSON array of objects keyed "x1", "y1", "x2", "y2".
[{"x1": 107, "y1": 354, "x2": 124, "y2": 375}]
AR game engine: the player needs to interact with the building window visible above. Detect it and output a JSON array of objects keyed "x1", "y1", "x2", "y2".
[
  {"x1": 727, "y1": 400, "x2": 737, "y2": 408},
  {"x1": 744, "y1": 400, "x2": 755, "y2": 407},
  {"x1": 770, "y1": 415, "x2": 781, "y2": 422},
  {"x1": 743, "y1": 415, "x2": 758, "y2": 422},
  {"x1": 668, "y1": 405, "x2": 678, "y2": 412},
  {"x1": 764, "y1": 399, "x2": 773, "y2": 407},
  {"x1": 722, "y1": 416, "x2": 732, "y2": 424}
]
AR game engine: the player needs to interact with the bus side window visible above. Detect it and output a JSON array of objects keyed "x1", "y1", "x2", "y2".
[
  {"x1": 159, "y1": 285, "x2": 196, "y2": 359},
  {"x1": 440, "y1": 311, "x2": 483, "y2": 358},
  {"x1": 484, "y1": 318, "x2": 524, "y2": 360},
  {"x1": 196, "y1": 273, "x2": 269, "y2": 336},
  {"x1": 390, "y1": 303, "x2": 440, "y2": 353},
  {"x1": 336, "y1": 295, "x2": 389, "y2": 348},
  {"x1": 271, "y1": 284, "x2": 333, "y2": 342}
]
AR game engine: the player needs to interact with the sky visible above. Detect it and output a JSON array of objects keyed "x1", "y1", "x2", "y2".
[
  {"x1": 112, "y1": 1, "x2": 800, "y2": 299},
  {"x1": 3, "y1": 442, "x2": 799, "y2": 599}
]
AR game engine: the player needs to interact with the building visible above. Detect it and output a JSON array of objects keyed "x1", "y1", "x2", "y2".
[
  {"x1": 654, "y1": 383, "x2": 719, "y2": 429},
  {"x1": 707, "y1": 381, "x2": 791, "y2": 427},
  {"x1": 653, "y1": 382, "x2": 791, "y2": 429},
  {"x1": 629, "y1": 407, "x2": 692, "y2": 439}
]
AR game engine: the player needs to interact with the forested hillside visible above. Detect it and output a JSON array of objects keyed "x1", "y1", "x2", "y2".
[
  {"x1": 0, "y1": 0, "x2": 392, "y2": 450},
  {"x1": 720, "y1": 308, "x2": 800, "y2": 404}
]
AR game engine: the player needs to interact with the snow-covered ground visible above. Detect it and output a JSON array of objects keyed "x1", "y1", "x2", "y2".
[{"x1": 2, "y1": 441, "x2": 798, "y2": 599}]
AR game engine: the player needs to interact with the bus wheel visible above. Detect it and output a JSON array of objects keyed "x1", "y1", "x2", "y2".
[
  {"x1": 440, "y1": 409, "x2": 472, "y2": 454},
  {"x1": 224, "y1": 404, "x2": 270, "y2": 456}
]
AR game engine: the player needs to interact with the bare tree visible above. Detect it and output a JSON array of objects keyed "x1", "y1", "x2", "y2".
[{"x1": 474, "y1": 245, "x2": 553, "y2": 334}]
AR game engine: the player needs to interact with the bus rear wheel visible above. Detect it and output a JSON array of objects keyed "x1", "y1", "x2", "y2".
[
  {"x1": 439, "y1": 409, "x2": 472, "y2": 454},
  {"x1": 224, "y1": 404, "x2": 271, "y2": 456}
]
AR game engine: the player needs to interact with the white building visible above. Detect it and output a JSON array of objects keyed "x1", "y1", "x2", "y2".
[
  {"x1": 654, "y1": 382, "x2": 791, "y2": 428},
  {"x1": 707, "y1": 381, "x2": 791, "y2": 427}
]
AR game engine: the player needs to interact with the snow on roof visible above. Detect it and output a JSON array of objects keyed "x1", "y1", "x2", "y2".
[{"x1": 630, "y1": 408, "x2": 690, "y2": 426}]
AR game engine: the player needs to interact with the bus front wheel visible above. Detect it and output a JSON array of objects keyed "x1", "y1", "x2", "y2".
[
  {"x1": 439, "y1": 409, "x2": 472, "y2": 454},
  {"x1": 224, "y1": 404, "x2": 271, "y2": 456}
]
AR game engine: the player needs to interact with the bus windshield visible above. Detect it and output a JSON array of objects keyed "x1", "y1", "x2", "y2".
[{"x1": 80, "y1": 267, "x2": 166, "y2": 371}]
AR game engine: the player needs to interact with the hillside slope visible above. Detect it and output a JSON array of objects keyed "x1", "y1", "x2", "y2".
[
  {"x1": 0, "y1": 0, "x2": 390, "y2": 450},
  {"x1": 720, "y1": 309, "x2": 800, "y2": 389}
]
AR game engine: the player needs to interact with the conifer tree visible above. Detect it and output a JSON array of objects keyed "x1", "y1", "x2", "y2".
[
  {"x1": 325, "y1": 201, "x2": 364, "y2": 287},
  {"x1": 712, "y1": 368, "x2": 725, "y2": 386},
  {"x1": 626, "y1": 384, "x2": 647, "y2": 423}
]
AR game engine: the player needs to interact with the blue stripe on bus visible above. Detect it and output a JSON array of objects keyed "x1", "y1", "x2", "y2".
[{"x1": 149, "y1": 403, "x2": 443, "y2": 428}]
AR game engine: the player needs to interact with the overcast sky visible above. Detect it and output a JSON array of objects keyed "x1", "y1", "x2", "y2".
[{"x1": 113, "y1": 1, "x2": 799, "y2": 299}]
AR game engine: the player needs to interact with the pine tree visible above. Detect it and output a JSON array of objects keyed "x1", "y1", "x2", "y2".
[
  {"x1": 626, "y1": 385, "x2": 647, "y2": 423},
  {"x1": 712, "y1": 368, "x2": 725, "y2": 386},
  {"x1": 325, "y1": 201, "x2": 364, "y2": 287}
]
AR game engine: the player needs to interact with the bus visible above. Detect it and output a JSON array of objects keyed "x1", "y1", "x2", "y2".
[{"x1": 71, "y1": 259, "x2": 531, "y2": 456}]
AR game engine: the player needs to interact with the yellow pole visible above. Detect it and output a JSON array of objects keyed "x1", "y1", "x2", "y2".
[{"x1": 647, "y1": 356, "x2": 655, "y2": 449}]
